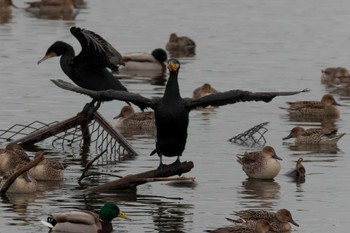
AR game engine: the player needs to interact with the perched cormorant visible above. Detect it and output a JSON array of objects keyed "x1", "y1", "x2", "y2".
[
  {"x1": 38, "y1": 26, "x2": 127, "y2": 108},
  {"x1": 51, "y1": 58, "x2": 308, "y2": 171}
]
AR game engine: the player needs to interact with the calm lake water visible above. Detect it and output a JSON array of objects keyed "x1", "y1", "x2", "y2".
[{"x1": 1, "y1": 0, "x2": 350, "y2": 232}]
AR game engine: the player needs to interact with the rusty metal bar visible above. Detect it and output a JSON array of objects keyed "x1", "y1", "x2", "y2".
[
  {"x1": 93, "y1": 111, "x2": 138, "y2": 156},
  {"x1": 10, "y1": 112, "x2": 89, "y2": 146}
]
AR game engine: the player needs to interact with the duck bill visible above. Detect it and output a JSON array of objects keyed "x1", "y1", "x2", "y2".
[
  {"x1": 282, "y1": 135, "x2": 292, "y2": 140},
  {"x1": 118, "y1": 212, "x2": 130, "y2": 220},
  {"x1": 37, "y1": 52, "x2": 57, "y2": 65},
  {"x1": 113, "y1": 113, "x2": 121, "y2": 119},
  {"x1": 273, "y1": 154, "x2": 283, "y2": 160},
  {"x1": 23, "y1": 174, "x2": 32, "y2": 182},
  {"x1": 289, "y1": 219, "x2": 299, "y2": 227}
]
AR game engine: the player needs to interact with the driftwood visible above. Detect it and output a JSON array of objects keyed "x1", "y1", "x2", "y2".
[
  {"x1": 0, "y1": 153, "x2": 44, "y2": 193},
  {"x1": 85, "y1": 161, "x2": 194, "y2": 193}
]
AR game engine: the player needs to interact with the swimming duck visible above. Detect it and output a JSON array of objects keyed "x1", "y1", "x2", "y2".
[
  {"x1": 0, "y1": 144, "x2": 30, "y2": 173},
  {"x1": 118, "y1": 48, "x2": 168, "y2": 73},
  {"x1": 41, "y1": 203, "x2": 129, "y2": 233},
  {"x1": 236, "y1": 146, "x2": 282, "y2": 179},
  {"x1": 321, "y1": 67, "x2": 349, "y2": 83},
  {"x1": 283, "y1": 126, "x2": 345, "y2": 145},
  {"x1": 25, "y1": 0, "x2": 77, "y2": 20},
  {"x1": 51, "y1": 59, "x2": 307, "y2": 171},
  {"x1": 0, "y1": 164, "x2": 37, "y2": 193},
  {"x1": 192, "y1": 83, "x2": 218, "y2": 99},
  {"x1": 286, "y1": 158, "x2": 305, "y2": 182},
  {"x1": 208, "y1": 219, "x2": 271, "y2": 233},
  {"x1": 234, "y1": 209, "x2": 299, "y2": 232},
  {"x1": 114, "y1": 105, "x2": 155, "y2": 131},
  {"x1": 28, "y1": 152, "x2": 64, "y2": 181},
  {"x1": 280, "y1": 94, "x2": 340, "y2": 118},
  {"x1": 166, "y1": 33, "x2": 196, "y2": 57}
]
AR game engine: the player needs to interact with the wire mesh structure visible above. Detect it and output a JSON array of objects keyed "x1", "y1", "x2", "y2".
[
  {"x1": 0, "y1": 109, "x2": 138, "y2": 160},
  {"x1": 228, "y1": 122, "x2": 269, "y2": 147}
]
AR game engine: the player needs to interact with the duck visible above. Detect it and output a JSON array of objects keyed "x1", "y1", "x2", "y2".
[
  {"x1": 0, "y1": 0, "x2": 14, "y2": 24},
  {"x1": 38, "y1": 26, "x2": 132, "y2": 109},
  {"x1": 286, "y1": 158, "x2": 305, "y2": 182},
  {"x1": 208, "y1": 219, "x2": 271, "y2": 233},
  {"x1": 0, "y1": 144, "x2": 31, "y2": 173},
  {"x1": 236, "y1": 146, "x2": 282, "y2": 179},
  {"x1": 280, "y1": 94, "x2": 341, "y2": 118},
  {"x1": 25, "y1": 0, "x2": 78, "y2": 20},
  {"x1": 114, "y1": 105, "x2": 155, "y2": 131},
  {"x1": 51, "y1": 58, "x2": 308, "y2": 172},
  {"x1": 41, "y1": 203, "x2": 129, "y2": 233},
  {"x1": 234, "y1": 209, "x2": 299, "y2": 232},
  {"x1": 321, "y1": 67, "x2": 349, "y2": 83},
  {"x1": 0, "y1": 164, "x2": 37, "y2": 193},
  {"x1": 28, "y1": 152, "x2": 64, "y2": 181},
  {"x1": 283, "y1": 126, "x2": 345, "y2": 145},
  {"x1": 192, "y1": 83, "x2": 218, "y2": 99},
  {"x1": 118, "y1": 48, "x2": 168, "y2": 73},
  {"x1": 165, "y1": 33, "x2": 196, "y2": 57}
]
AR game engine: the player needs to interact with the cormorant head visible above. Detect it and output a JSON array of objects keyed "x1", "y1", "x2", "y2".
[
  {"x1": 37, "y1": 41, "x2": 70, "y2": 64},
  {"x1": 167, "y1": 58, "x2": 180, "y2": 73}
]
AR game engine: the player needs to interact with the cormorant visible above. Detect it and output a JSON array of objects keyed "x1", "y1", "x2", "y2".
[{"x1": 51, "y1": 58, "x2": 308, "y2": 172}]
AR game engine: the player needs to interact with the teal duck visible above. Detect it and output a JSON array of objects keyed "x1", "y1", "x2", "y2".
[{"x1": 237, "y1": 146, "x2": 282, "y2": 179}]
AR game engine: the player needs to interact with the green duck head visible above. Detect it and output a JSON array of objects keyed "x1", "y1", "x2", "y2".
[
  {"x1": 99, "y1": 203, "x2": 129, "y2": 222},
  {"x1": 151, "y1": 48, "x2": 168, "y2": 63}
]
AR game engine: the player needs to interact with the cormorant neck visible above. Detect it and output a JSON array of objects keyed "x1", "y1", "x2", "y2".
[
  {"x1": 59, "y1": 44, "x2": 75, "y2": 76},
  {"x1": 164, "y1": 70, "x2": 181, "y2": 100}
]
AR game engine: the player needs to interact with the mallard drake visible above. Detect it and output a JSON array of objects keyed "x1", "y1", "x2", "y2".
[
  {"x1": 28, "y1": 152, "x2": 64, "y2": 181},
  {"x1": 0, "y1": 164, "x2": 37, "y2": 193},
  {"x1": 118, "y1": 48, "x2": 168, "y2": 73},
  {"x1": 280, "y1": 94, "x2": 341, "y2": 118},
  {"x1": 166, "y1": 33, "x2": 196, "y2": 57},
  {"x1": 51, "y1": 59, "x2": 308, "y2": 172},
  {"x1": 283, "y1": 126, "x2": 345, "y2": 145},
  {"x1": 0, "y1": 144, "x2": 30, "y2": 173},
  {"x1": 41, "y1": 203, "x2": 129, "y2": 233},
  {"x1": 208, "y1": 219, "x2": 271, "y2": 233},
  {"x1": 237, "y1": 146, "x2": 282, "y2": 179},
  {"x1": 234, "y1": 209, "x2": 299, "y2": 232},
  {"x1": 114, "y1": 105, "x2": 155, "y2": 130}
]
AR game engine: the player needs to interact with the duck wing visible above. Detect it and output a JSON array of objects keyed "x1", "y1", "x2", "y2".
[
  {"x1": 71, "y1": 26, "x2": 124, "y2": 70},
  {"x1": 52, "y1": 210, "x2": 99, "y2": 225},
  {"x1": 188, "y1": 89, "x2": 309, "y2": 110},
  {"x1": 51, "y1": 79, "x2": 157, "y2": 111}
]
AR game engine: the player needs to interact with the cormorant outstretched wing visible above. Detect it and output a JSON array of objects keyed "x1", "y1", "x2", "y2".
[
  {"x1": 71, "y1": 27, "x2": 124, "y2": 70},
  {"x1": 51, "y1": 79, "x2": 157, "y2": 111},
  {"x1": 188, "y1": 89, "x2": 310, "y2": 110}
]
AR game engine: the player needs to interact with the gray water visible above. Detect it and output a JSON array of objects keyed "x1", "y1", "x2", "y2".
[{"x1": 1, "y1": 0, "x2": 350, "y2": 232}]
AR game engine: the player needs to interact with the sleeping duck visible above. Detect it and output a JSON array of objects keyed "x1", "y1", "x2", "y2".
[
  {"x1": 41, "y1": 203, "x2": 129, "y2": 233},
  {"x1": 166, "y1": 33, "x2": 196, "y2": 57},
  {"x1": 118, "y1": 48, "x2": 168, "y2": 73}
]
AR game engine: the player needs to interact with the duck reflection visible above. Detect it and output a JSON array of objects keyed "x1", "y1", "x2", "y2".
[
  {"x1": 115, "y1": 71, "x2": 167, "y2": 86},
  {"x1": 0, "y1": 0, "x2": 13, "y2": 24},
  {"x1": 151, "y1": 202, "x2": 193, "y2": 233},
  {"x1": 25, "y1": 0, "x2": 84, "y2": 20},
  {"x1": 1, "y1": 192, "x2": 37, "y2": 213},
  {"x1": 238, "y1": 179, "x2": 280, "y2": 208},
  {"x1": 284, "y1": 142, "x2": 341, "y2": 154}
]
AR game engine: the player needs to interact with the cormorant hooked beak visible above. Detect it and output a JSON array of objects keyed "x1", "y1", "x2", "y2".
[
  {"x1": 167, "y1": 59, "x2": 180, "y2": 72},
  {"x1": 37, "y1": 52, "x2": 58, "y2": 65}
]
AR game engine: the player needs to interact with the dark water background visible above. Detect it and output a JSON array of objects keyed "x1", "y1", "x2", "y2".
[{"x1": 1, "y1": 0, "x2": 350, "y2": 232}]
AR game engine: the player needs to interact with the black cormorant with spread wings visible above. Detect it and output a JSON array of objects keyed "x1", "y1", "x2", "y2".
[{"x1": 51, "y1": 58, "x2": 309, "y2": 172}]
